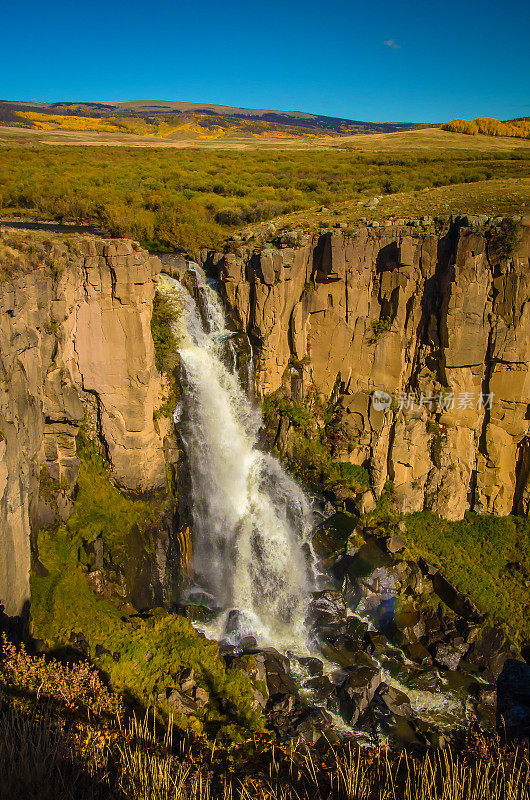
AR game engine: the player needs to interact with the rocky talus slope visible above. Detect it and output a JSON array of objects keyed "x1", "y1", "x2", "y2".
[
  {"x1": 205, "y1": 217, "x2": 530, "y2": 521},
  {"x1": 0, "y1": 233, "x2": 174, "y2": 615}
]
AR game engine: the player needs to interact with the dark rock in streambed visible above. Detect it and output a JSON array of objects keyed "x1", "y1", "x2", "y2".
[
  {"x1": 342, "y1": 540, "x2": 395, "y2": 584},
  {"x1": 319, "y1": 636, "x2": 366, "y2": 668},
  {"x1": 497, "y1": 659, "x2": 530, "y2": 739},
  {"x1": 266, "y1": 690, "x2": 333, "y2": 743},
  {"x1": 224, "y1": 608, "x2": 247, "y2": 635},
  {"x1": 405, "y1": 667, "x2": 444, "y2": 693},
  {"x1": 406, "y1": 642, "x2": 433, "y2": 666},
  {"x1": 384, "y1": 603, "x2": 426, "y2": 648},
  {"x1": 469, "y1": 681, "x2": 497, "y2": 728},
  {"x1": 219, "y1": 641, "x2": 237, "y2": 656},
  {"x1": 175, "y1": 603, "x2": 218, "y2": 624},
  {"x1": 345, "y1": 616, "x2": 370, "y2": 642},
  {"x1": 308, "y1": 589, "x2": 347, "y2": 627},
  {"x1": 433, "y1": 639, "x2": 469, "y2": 671},
  {"x1": 340, "y1": 544, "x2": 403, "y2": 622},
  {"x1": 365, "y1": 632, "x2": 391, "y2": 656},
  {"x1": 374, "y1": 683, "x2": 414, "y2": 719},
  {"x1": 238, "y1": 635, "x2": 258, "y2": 650},
  {"x1": 291, "y1": 707, "x2": 334, "y2": 745},
  {"x1": 303, "y1": 675, "x2": 338, "y2": 712},
  {"x1": 419, "y1": 567, "x2": 482, "y2": 622},
  {"x1": 242, "y1": 647, "x2": 298, "y2": 698},
  {"x1": 311, "y1": 512, "x2": 360, "y2": 558},
  {"x1": 294, "y1": 655, "x2": 324, "y2": 675},
  {"x1": 337, "y1": 666, "x2": 382, "y2": 725}
]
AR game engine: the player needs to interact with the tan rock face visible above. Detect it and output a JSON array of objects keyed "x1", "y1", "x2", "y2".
[
  {"x1": 209, "y1": 218, "x2": 530, "y2": 523},
  {"x1": 0, "y1": 234, "x2": 166, "y2": 615}
]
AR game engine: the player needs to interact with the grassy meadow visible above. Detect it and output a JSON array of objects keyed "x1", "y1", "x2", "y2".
[{"x1": 0, "y1": 129, "x2": 528, "y2": 253}]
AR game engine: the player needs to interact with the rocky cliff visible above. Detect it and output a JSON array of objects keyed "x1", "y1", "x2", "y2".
[
  {"x1": 0, "y1": 231, "x2": 169, "y2": 615},
  {"x1": 205, "y1": 216, "x2": 530, "y2": 521}
]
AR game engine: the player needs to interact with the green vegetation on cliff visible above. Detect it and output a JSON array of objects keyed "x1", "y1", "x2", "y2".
[
  {"x1": 262, "y1": 394, "x2": 371, "y2": 497},
  {"x1": 151, "y1": 289, "x2": 180, "y2": 374},
  {"x1": 359, "y1": 504, "x2": 530, "y2": 644},
  {"x1": 401, "y1": 511, "x2": 530, "y2": 643},
  {"x1": 30, "y1": 425, "x2": 264, "y2": 739}
]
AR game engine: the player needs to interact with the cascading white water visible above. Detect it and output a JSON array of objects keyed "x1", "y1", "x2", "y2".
[{"x1": 158, "y1": 268, "x2": 314, "y2": 651}]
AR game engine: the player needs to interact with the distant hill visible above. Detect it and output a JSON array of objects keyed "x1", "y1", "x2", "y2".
[
  {"x1": 0, "y1": 100, "x2": 426, "y2": 140},
  {"x1": 442, "y1": 117, "x2": 530, "y2": 139}
]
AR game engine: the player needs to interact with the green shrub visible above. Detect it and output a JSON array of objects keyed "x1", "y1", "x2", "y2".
[
  {"x1": 370, "y1": 316, "x2": 392, "y2": 341},
  {"x1": 488, "y1": 218, "x2": 522, "y2": 261},
  {"x1": 151, "y1": 290, "x2": 179, "y2": 374},
  {"x1": 263, "y1": 394, "x2": 371, "y2": 497},
  {"x1": 0, "y1": 146, "x2": 527, "y2": 254}
]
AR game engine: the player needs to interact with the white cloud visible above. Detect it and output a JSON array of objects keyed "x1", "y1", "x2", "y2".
[{"x1": 384, "y1": 39, "x2": 401, "y2": 50}]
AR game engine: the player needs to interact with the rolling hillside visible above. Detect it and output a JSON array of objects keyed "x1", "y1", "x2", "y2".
[{"x1": 0, "y1": 99, "x2": 425, "y2": 140}]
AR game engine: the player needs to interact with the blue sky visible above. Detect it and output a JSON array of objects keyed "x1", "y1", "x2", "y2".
[{"x1": 3, "y1": 0, "x2": 529, "y2": 122}]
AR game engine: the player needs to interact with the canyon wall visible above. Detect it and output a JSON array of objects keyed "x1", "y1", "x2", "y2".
[
  {"x1": 2, "y1": 217, "x2": 528, "y2": 615},
  {"x1": 0, "y1": 233, "x2": 168, "y2": 615},
  {"x1": 206, "y1": 216, "x2": 530, "y2": 522}
]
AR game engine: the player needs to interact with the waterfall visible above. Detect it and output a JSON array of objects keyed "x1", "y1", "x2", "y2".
[{"x1": 158, "y1": 268, "x2": 314, "y2": 651}]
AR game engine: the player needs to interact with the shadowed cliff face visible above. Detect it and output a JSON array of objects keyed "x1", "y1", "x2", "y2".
[
  {"x1": 205, "y1": 217, "x2": 530, "y2": 523},
  {"x1": 0, "y1": 234, "x2": 169, "y2": 615}
]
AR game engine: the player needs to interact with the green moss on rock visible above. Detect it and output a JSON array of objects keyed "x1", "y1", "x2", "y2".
[
  {"x1": 30, "y1": 426, "x2": 264, "y2": 739},
  {"x1": 362, "y1": 505, "x2": 530, "y2": 644},
  {"x1": 262, "y1": 393, "x2": 370, "y2": 497}
]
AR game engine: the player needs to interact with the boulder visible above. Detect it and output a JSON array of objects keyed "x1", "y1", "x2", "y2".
[
  {"x1": 433, "y1": 639, "x2": 469, "y2": 671},
  {"x1": 308, "y1": 589, "x2": 347, "y2": 627},
  {"x1": 179, "y1": 667, "x2": 196, "y2": 692},
  {"x1": 295, "y1": 655, "x2": 324, "y2": 676},
  {"x1": 320, "y1": 635, "x2": 369, "y2": 669},
  {"x1": 304, "y1": 675, "x2": 337, "y2": 709},
  {"x1": 469, "y1": 682, "x2": 497, "y2": 728},
  {"x1": 165, "y1": 689, "x2": 200, "y2": 715},
  {"x1": 193, "y1": 687, "x2": 210, "y2": 708},
  {"x1": 375, "y1": 683, "x2": 414, "y2": 719},
  {"x1": 337, "y1": 667, "x2": 382, "y2": 725},
  {"x1": 406, "y1": 642, "x2": 433, "y2": 666},
  {"x1": 292, "y1": 707, "x2": 333, "y2": 744},
  {"x1": 224, "y1": 651, "x2": 270, "y2": 709},
  {"x1": 251, "y1": 648, "x2": 297, "y2": 697},
  {"x1": 386, "y1": 534, "x2": 405, "y2": 554},
  {"x1": 431, "y1": 572, "x2": 482, "y2": 622},
  {"x1": 466, "y1": 626, "x2": 519, "y2": 681}
]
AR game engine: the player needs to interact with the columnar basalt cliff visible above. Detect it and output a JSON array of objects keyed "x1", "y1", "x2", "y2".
[
  {"x1": 0, "y1": 233, "x2": 170, "y2": 615},
  {"x1": 205, "y1": 217, "x2": 530, "y2": 522}
]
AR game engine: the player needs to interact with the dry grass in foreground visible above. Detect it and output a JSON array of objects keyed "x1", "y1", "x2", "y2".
[
  {"x1": 1, "y1": 703, "x2": 529, "y2": 800},
  {"x1": 0, "y1": 637, "x2": 529, "y2": 800}
]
